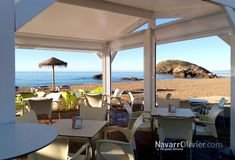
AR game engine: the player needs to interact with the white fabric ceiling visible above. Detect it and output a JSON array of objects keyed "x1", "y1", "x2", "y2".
[
  {"x1": 16, "y1": 0, "x2": 228, "y2": 51},
  {"x1": 18, "y1": 2, "x2": 140, "y2": 41},
  {"x1": 105, "y1": 0, "x2": 221, "y2": 19}
]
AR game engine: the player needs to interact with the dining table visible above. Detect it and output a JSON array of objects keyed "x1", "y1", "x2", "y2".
[
  {"x1": 53, "y1": 119, "x2": 107, "y2": 160},
  {"x1": 0, "y1": 122, "x2": 57, "y2": 160}
]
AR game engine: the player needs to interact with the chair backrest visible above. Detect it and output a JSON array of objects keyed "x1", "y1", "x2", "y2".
[
  {"x1": 35, "y1": 91, "x2": 46, "y2": 97},
  {"x1": 128, "y1": 92, "x2": 134, "y2": 103},
  {"x1": 113, "y1": 88, "x2": 123, "y2": 98},
  {"x1": 89, "y1": 87, "x2": 103, "y2": 94},
  {"x1": 123, "y1": 102, "x2": 134, "y2": 128},
  {"x1": 218, "y1": 97, "x2": 226, "y2": 109},
  {"x1": 85, "y1": 93, "x2": 103, "y2": 108},
  {"x1": 16, "y1": 110, "x2": 38, "y2": 123},
  {"x1": 73, "y1": 90, "x2": 81, "y2": 99},
  {"x1": 29, "y1": 98, "x2": 53, "y2": 119},
  {"x1": 28, "y1": 137, "x2": 69, "y2": 160},
  {"x1": 156, "y1": 115, "x2": 194, "y2": 142},
  {"x1": 165, "y1": 93, "x2": 171, "y2": 99},
  {"x1": 130, "y1": 114, "x2": 144, "y2": 141},
  {"x1": 80, "y1": 103, "x2": 107, "y2": 121},
  {"x1": 46, "y1": 92, "x2": 61, "y2": 102},
  {"x1": 123, "y1": 102, "x2": 132, "y2": 115},
  {"x1": 207, "y1": 106, "x2": 224, "y2": 122}
]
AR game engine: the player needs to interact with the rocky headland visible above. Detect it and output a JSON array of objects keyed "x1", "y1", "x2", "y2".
[{"x1": 156, "y1": 60, "x2": 218, "y2": 78}]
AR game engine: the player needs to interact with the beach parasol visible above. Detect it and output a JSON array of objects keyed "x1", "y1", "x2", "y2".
[{"x1": 39, "y1": 57, "x2": 67, "y2": 91}]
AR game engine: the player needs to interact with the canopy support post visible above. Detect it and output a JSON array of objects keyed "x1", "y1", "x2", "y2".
[
  {"x1": 102, "y1": 45, "x2": 111, "y2": 122},
  {"x1": 102, "y1": 45, "x2": 111, "y2": 96},
  {"x1": 230, "y1": 34, "x2": 235, "y2": 155},
  {"x1": 0, "y1": 0, "x2": 15, "y2": 124},
  {"x1": 144, "y1": 20, "x2": 156, "y2": 111}
]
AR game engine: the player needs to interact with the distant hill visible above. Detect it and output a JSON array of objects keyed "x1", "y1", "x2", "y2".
[{"x1": 156, "y1": 60, "x2": 218, "y2": 78}]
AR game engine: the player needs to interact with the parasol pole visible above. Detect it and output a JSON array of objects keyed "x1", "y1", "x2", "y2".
[{"x1": 52, "y1": 64, "x2": 55, "y2": 91}]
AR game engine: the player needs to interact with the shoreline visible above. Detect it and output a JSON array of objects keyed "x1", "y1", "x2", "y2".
[{"x1": 17, "y1": 78, "x2": 230, "y2": 101}]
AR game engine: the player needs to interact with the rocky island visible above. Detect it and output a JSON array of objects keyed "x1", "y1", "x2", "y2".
[
  {"x1": 156, "y1": 60, "x2": 218, "y2": 78},
  {"x1": 93, "y1": 74, "x2": 102, "y2": 80}
]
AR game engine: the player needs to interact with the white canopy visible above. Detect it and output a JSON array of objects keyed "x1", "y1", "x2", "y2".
[{"x1": 15, "y1": 0, "x2": 230, "y2": 52}]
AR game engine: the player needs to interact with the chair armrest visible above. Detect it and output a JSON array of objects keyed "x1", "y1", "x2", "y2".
[
  {"x1": 110, "y1": 97, "x2": 121, "y2": 100},
  {"x1": 96, "y1": 139, "x2": 130, "y2": 146},
  {"x1": 96, "y1": 139, "x2": 133, "y2": 160},
  {"x1": 132, "y1": 111, "x2": 152, "y2": 119},
  {"x1": 191, "y1": 106, "x2": 201, "y2": 111},
  {"x1": 196, "y1": 114, "x2": 208, "y2": 120},
  {"x1": 107, "y1": 126, "x2": 131, "y2": 141},
  {"x1": 69, "y1": 142, "x2": 91, "y2": 160},
  {"x1": 194, "y1": 120, "x2": 215, "y2": 130},
  {"x1": 196, "y1": 120, "x2": 214, "y2": 125}
]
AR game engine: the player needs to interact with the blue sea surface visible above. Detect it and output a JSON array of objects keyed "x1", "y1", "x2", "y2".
[
  {"x1": 15, "y1": 70, "x2": 230, "y2": 87},
  {"x1": 213, "y1": 70, "x2": 230, "y2": 77}
]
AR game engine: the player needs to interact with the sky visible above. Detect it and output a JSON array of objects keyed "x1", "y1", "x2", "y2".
[{"x1": 15, "y1": 19, "x2": 231, "y2": 72}]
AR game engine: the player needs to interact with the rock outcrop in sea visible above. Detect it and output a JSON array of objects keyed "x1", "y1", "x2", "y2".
[
  {"x1": 93, "y1": 74, "x2": 143, "y2": 81},
  {"x1": 156, "y1": 60, "x2": 218, "y2": 78},
  {"x1": 93, "y1": 74, "x2": 102, "y2": 80},
  {"x1": 121, "y1": 77, "x2": 143, "y2": 81}
]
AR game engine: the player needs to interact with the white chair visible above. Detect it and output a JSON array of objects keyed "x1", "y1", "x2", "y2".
[
  {"x1": 110, "y1": 88, "x2": 124, "y2": 105},
  {"x1": 17, "y1": 111, "x2": 91, "y2": 160},
  {"x1": 128, "y1": 92, "x2": 143, "y2": 109},
  {"x1": 73, "y1": 90, "x2": 82, "y2": 99},
  {"x1": 194, "y1": 97, "x2": 226, "y2": 116},
  {"x1": 80, "y1": 102, "x2": 108, "y2": 121},
  {"x1": 84, "y1": 93, "x2": 103, "y2": 108},
  {"x1": 123, "y1": 102, "x2": 152, "y2": 131},
  {"x1": 195, "y1": 105, "x2": 224, "y2": 139},
  {"x1": 113, "y1": 88, "x2": 124, "y2": 98},
  {"x1": 156, "y1": 115, "x2": 194, "y2": 160},
  {"x1": 69, "y1": 103, "x2": 108, "y2": 144},
  {"x1": 45, "y1": 92, "x2": 61, "y2": 111},
  {"x1": 28, "y1": 98, "x2": 53, "y2": 123},
  {"x1": 96, "y1": 114, "x2": 144, "y2": 160},
  {"x1": 72, "y1": 90, "x2": 84, "y2": 107},
  {"x1": 28, "y1": 137, "x2": 91, "y2": 160},
  {"x1": 218, "y1": 97, "x2": 227, "y2": 109},
  {"x1": 35, "y1": 91, "x2": 46, "y2": 97}
]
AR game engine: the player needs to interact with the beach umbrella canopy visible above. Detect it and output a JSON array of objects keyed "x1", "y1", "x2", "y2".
[{"x1": 39, "y1": 57, "x2": 67, "y2": 91}]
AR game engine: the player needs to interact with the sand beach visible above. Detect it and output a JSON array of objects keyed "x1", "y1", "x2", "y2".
[{"x1": 70, "y1": 77, "x2": 230, "y2": 100}]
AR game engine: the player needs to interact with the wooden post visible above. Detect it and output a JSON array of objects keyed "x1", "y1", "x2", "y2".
[
  {"x1": 52, "y1": 65, "x2": 55, "y2": 91},
  {"x1": 0, "y1": 0, "x2": 15, "y2": 124}
]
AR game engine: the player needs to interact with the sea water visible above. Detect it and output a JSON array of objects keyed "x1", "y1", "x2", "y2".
[{"x1": 15, "y1": 70, "x2": 230, "y2": 87}]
